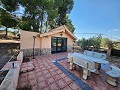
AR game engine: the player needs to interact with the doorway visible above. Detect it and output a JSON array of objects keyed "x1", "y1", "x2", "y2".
[{"x1": 51, "y1": 37, "x2": 67, "y2": 53}]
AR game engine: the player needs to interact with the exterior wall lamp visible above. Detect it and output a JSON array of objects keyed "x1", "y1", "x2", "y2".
[
  {"x1": 33, "y1": 36, "x2": 36, "y2": 59},
  {"x1": 60, "y1": 32, "x2": 63, "y2": 37}
]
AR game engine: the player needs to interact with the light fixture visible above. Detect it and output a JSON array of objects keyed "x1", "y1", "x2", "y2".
[
  {"x1": 44, "y1": 36, "x2": 48, "y2": 38},
  {"x1": 60, "y1": 32, "x2": 63, "y2": 37}
]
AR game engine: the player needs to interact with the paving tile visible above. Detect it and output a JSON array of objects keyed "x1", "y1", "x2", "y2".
[
  {"x1": 62, "y1": 85, "x2": 72, "y2": 90},
  {"x1": 50, "y1": 71, "x2": 58, "y2": 76},
  {"x1": 17, "y1": 53, "x2": 120, "y2": 90},
  {"x1": 49, "y1": 68, "x2": 55, "y2": 72},
  {"x1": 36, "y1": 71, "x2": 43, "y2": 77},
  {"x1": 37, "y1": 76, "x2": 46, "y2": 83},
  {"x1": 54, "y1": 67, "x2": 59, "y2": 71},
  {"x1": 28, "y1": 71, "x2": 35, "y2": 75},
  {"x1": 44, "y1": 73, "x2": 52, "y2": 79},
  {"x1": 47, "y1": 77, "x2": 55, "y2": 85},
  {"x1": 56, "y1": 79, "x2": 67, "y2": 89},
  {"x1": 59, "y1": 73, "x2": 67, "y2": 78},
  {"x1": 32, "y1": 85, "x2": 38, "y2": 90},
  {"x1": 18, "y1": 81, "x2": 28, "y2": 88},
  {"x1": 41, "y1": 67, "x2": 47, "y2": 71},
  {"x1": 29, "y1": 79, "x2": 37, "y2": 86},
  {"x1": 42, "y1": 87, "x2": 50, "y2": 90},
  {"x1": 40, "y1": 65, "x2": 45, "y2": 69},
  {"x1": 20, "y1": 73, "x2": 28, "y2": 78},
  {"x1": 63, "y1": 76, "x2": 73, "y2": 85},
  {"x1": 53, "y1": 74, "x2": 62, "y2": 81},
  {"x1": 42, "y1": 70, "x2": 49, "y2": 75},
  {"x1": 49, "y1": 82, "x2": 60, "y2": 90},
  {"x1": 19, "y1": 76, "x2": 28, "y2": 83},
  {"x1": 35, "y1": 69, "x2": 41, "y2": 73},
  {"x1": 57, "y1": 69, "x2": 63, "y2": 74},
  {"x1": 69, "y1": 82, "x2": 80, "y2": 90},
  {"x1": 28, "y1": 74, "x2": 35, "y2": 80},
  {"x1": 38, "y1": 80, "x2": 48, "y2": 89}
]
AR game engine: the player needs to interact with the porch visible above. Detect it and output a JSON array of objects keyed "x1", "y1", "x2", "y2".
[{"x1": 17, "y1": 52, "x2": 120, "y2": 90}]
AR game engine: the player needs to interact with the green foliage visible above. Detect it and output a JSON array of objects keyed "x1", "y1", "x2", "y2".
[
  {"x1": 0, "y1": 0, "x2": 19, "y2": 36},
  {"x1": 77, "y1": 36, "x2": 102, "y2": 50},
  {"x1": 61, "y1": 14, "x2": 75, "y2": 33},
  {"x1": 116, "y1": 43, "x2": 120, "y2": 50},
  {"x1": 1, "y1": 0, "x2": 75, "y2": 34},
  {"x1": 19, "y1": 0, "x2": 75, "y2": 33},
  {"x1": 57, "y1": 0, "x2": 74, "y2": 25},
  {"x1": 77, "y1": 36, "x2": 119, "y2": 50},
  {"x1": 0, "y1": 9, "x2": 18, "y2": 36},
  {"x1": 18, "y1": 0, "x2": 59, "y2": 32},
  {"x1": 101, "y1": 38, "x2": 111, "y2": 48},
  {"x1": 0, "y1": 10, "x2": 18, "y2": 28},
  {"x1": 1, "y1": 0, "x2": 18, "y2": 12}
]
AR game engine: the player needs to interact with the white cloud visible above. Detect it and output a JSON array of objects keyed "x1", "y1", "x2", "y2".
[
  {"x1": 108, "y1": 29, "x2": 120, "y2": 32},
  {"x1": 113, "y1": 29, "x2": 119, "y2": 31}
]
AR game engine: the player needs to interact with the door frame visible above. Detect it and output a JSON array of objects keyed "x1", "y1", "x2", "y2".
[{"x1": 51, "y1": 37, "x2": 67, "y2": 53}]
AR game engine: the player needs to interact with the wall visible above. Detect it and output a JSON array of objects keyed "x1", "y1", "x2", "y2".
[
  {"x1": 20, "y1": 30, "x2": 74, "y2": 56},
  {"x1": 20, "y1": 30, "x2": 40, "y2": 49},
  {"x1": 20, "y1": 30, "x2": 40, "y2": 56}
]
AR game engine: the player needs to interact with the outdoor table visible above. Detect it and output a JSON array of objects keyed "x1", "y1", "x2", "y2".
[{"x1": 69, "y1": 52, "x2": 109, "y2": 74}]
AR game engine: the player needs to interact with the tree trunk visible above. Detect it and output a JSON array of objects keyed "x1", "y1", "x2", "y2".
[
  {"x1": 45, "y1": 20, "x2": 48, "y2": 32},
  {"x1": 40, "y1": 13, "x2": 43, "y2": 34}
]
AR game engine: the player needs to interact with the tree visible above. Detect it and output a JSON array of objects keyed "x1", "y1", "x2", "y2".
[
  {"x1": 101, "y1": 38, "x2": 111, "y2": 48},
  {"x1": 18, "y1": 0, "x2": 75, "y2": 33},
  {"x1": 18, "y1": 0, "x2": 60, "y2": 33},
  {"x1": 1, "y1": 0, "x2": 75, "y2": 34},
  {"x1": 61, "y1": 14, "x2": 75, "y2": 33},
  {"x1": 0, "y1": 9, "x2": 18, "y2": 36},
  {"x1": 77, "y1": 36, "x2": 102, "y2": 50},
  {"x1": 0, "y1": 0, "x2": 19, "y2": 37},
  {"x1": 56, "y1": 0, "x2": 74, "y2": 25}
]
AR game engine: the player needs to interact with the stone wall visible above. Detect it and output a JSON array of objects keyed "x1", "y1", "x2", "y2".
[
  {"x1": 21, "y1": 48, "x2": 51, "y2": 57},
  {"x1": 41, "y1": 48, "x2": 51, "y2": 55}
]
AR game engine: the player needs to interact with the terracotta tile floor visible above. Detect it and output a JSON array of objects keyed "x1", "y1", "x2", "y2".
[{"x1": 17, "y1": 52, "x2": 120, "y2": 90}]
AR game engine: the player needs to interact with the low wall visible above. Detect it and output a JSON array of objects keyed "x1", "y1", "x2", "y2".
[
  {"x1": 0, "y1": 51, "x2": 23, "y2": 90},
  {"x1": 0, "y1": 62, "x2": 20, "y2": 90},
  {"x1": 21, "y1": 48, "x2": 51, "y2": 56},
  {"x1": 17, "y1": 51, "x2": 23, "y2": 64}
]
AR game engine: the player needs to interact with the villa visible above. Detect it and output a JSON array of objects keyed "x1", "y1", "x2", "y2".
[
  {"x1": 0, "y1": 26, "x2": 120, "y2": 90},
  {"x1": 20, "y1": 25, "x2": 76, "y2": 56}
]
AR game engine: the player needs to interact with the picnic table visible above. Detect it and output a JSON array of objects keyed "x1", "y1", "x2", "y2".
[
  {"x1": 69, "y1": 52, "x2": 108, "y2": 64},
  {"x1": 68, "y1": 52, "x2": 109, "y2": 79}
]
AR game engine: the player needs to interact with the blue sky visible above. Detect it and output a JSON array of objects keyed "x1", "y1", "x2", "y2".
[{"x1": 69, "y1": 0, "x2": 120, "y2": 40}]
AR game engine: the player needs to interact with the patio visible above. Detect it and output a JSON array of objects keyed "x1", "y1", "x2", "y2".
[{"x1": 17, "y1": 52, "x2": 120, "y2": 90}]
